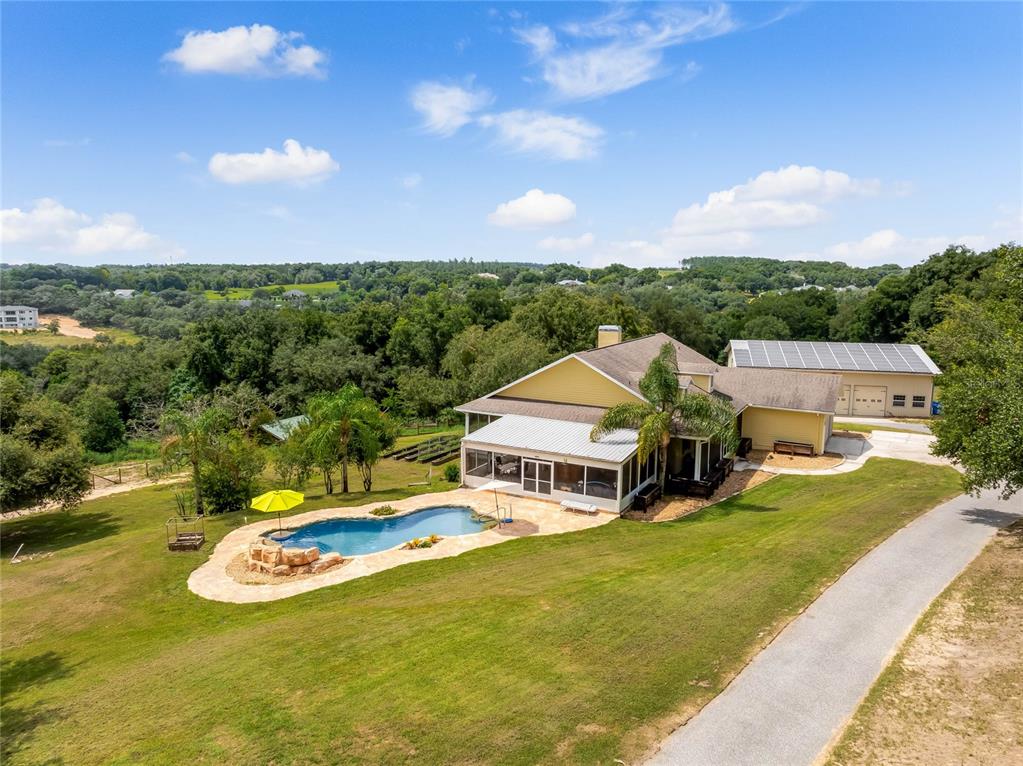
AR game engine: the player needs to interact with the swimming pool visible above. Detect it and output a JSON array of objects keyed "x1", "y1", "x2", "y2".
[{"x1": 271, "y1": 506, "x2": 488, "y2": 556}]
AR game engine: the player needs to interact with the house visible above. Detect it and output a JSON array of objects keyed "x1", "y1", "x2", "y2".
[
  {"x1": 557, "y1": 278, "x2": 586, "y2": 287},
  {"x1": 475, "y1": 272, "x2": 500, "y2": 280},
  {"x1": 725, "y1": 339, "x2": 940, "y2": 418},
  {"x1": 457, "y1": 326, "x2": 841, "y2": 513},
  {"x1": 0, "y1": 305, "x2": 39, "y2": 329},
  {"x1": 281, "y1": 289, "x2": 307, "y2": 303},
  {"x1": 112, "y1": 289, "x2": 136, "y2": 299}
]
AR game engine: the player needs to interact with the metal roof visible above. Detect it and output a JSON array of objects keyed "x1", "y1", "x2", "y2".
[
  {"x1": 729, "y1": 340, "x2": 940, "y2": 375},
  {"x1": 462, "y1": 415, "x2": 637, "y2": 464},
  {"x1": 259, "y1": 414, "x2": 308, "y2": 441}
]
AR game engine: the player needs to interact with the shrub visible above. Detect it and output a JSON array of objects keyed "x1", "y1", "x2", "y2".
[
  {"x1": 444, "y1": 462, "x2": 460, "y2": 483},
  {"x1": 371, "y1": 505, "x2": 399, "y2": 516}
]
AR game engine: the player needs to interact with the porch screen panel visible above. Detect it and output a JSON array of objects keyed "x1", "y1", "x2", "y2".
[
  {"x1": 585, "y1": 466, "x2": 618, "y2": 499},
  {"x1": 466, "y1": 449, "x2": 493, "y2": 478},
  {"x1": 554, "y1": 463, "x2": 585, "y2": 494},
  {"x1": 494, "y1": 453, "x2": 522, "y2": 481}
]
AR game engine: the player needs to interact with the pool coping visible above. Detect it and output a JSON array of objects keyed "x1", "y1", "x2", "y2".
[{"x1": 187, "y1": 488, "x2": 614, "y2": 603}]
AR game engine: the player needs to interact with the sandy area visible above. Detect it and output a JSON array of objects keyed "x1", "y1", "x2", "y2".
[
  {"x1": 624, "y1": 469, "x2": 776, "y2": 522},
  {"x1": 1, "y1": 474, "x2": 185, "y2": 521},
  {"x1": 747, "y1": 449, "x2": 845, "y2": 470},
  {"x1": 38, "y1": 314, "x2": 97, "y2": 338},
  {"x1": 827, "y1": 521, "x2": 1023, "y2": 766}
]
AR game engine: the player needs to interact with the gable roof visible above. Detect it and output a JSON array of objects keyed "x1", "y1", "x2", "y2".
[
  {"x1": 575, "y1": 333, "x2": 718, "y2": 392},
  {"x1": 728, "y1": 339, "x2": 940, "y2": 375},
  {"x1": 712, "y1": 368, "x2": 840, "y2": 414}
]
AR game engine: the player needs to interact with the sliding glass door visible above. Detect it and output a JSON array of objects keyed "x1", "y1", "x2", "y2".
[{"x1": 522, "y1": 459, "x2": 553, "y2": 495}]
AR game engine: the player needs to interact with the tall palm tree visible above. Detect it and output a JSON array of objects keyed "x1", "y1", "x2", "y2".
[
  {"x1": 305, "y1": 384, "x2": 381, "y2": 494},
  {"x1": 590, "y1": 342, "x2": 738, "y2": 492},
  {"x1": 160, "y1": 404, "x2": 230, "y2": 516}
]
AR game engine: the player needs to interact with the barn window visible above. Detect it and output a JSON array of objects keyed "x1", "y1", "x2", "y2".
[
  {"x1": 912, "y1": 395, "x2": 926, "y2": 408},
  {"x1": 892, "y1": 394, "x2": 906, "y2": 407}
]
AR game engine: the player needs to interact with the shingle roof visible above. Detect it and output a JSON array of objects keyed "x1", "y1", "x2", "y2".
[
  {"x1": 576, "y1": 333, "x2": 718, "y2": 391},
  {"x1": 463, "y1": 414, "x2": 637, "y2": 463},
  {"x1": 728, "y1": 340, "x2": 940, "y2": 375},
  {"x1": 713, "y1": 368, "x2": 841, "y2": 414},
  {"x1": 456, "y1": 396, "x2": 609, "y2": 424}
]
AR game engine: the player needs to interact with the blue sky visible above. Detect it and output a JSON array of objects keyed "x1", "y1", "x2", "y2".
[{"x1": 2, "y1": 2, "x2": 1020, "y2": 267}]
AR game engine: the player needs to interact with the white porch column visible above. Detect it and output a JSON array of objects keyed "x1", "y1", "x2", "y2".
[{"x1": 694, "y1": 440, "x2": 702, "y2": 480}]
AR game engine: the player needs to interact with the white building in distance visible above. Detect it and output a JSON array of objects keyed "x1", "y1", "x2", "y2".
[{"x1": 1, "y1": 305, "x2": 40, "y2": 329}]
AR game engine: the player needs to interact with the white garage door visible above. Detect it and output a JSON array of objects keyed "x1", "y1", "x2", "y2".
[
  {"x1": 852, "y1": 385, "x2": 886, "y2": 416},
  {"x1": 835, "y1": 385, "x2": 852, "y2": 416}
]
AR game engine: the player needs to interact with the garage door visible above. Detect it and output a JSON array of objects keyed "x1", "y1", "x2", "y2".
[
  {"x1": 835, "y1": 385, "x2": 852, "y2": 415},
  {"x1": 852, "y1": 385, "x2": 886, "y2": 416}
]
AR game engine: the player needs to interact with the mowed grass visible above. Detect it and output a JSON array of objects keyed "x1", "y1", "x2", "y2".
[
  {"x1": 833, "y1": 421, "x2": 928, "y2": 434},
  {"x1": 0, "y1": 459, "x2": 960, "y2": 765},
  {"x1": 0, "y1": 326, "x2": 140, "y2": 347},
  {"x1": 203, "y1": 281, "x2": 340, "y2": 301}
]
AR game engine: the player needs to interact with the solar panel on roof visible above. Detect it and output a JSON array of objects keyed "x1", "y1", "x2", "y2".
[
  {"x1": 734, "y1": 349, "x2": 753, "y2": 366},
  {"x1": 730, "y1": 339, "x2": 937, "y2": 374}
]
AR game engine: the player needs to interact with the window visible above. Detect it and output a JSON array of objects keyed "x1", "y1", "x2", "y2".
[
  {"x1": 465, "y1": 449, "x2": 493, "y2": 478},
  {"x1": 493, "y1": 454, "x2": 521, "y2": 481},
  {"x1": 554, "y1": 463, "x2": 585, "y2": 494},
  {"x1": 585, "y1": 466, "x2": 618, "y2": 500},
  {"x1": 467, "y1": 413, "x2": 493, "y2": 434},
  {"x1": 912, "y1": 395, "x2": 926, "y2": 408},
  {"x1": 892, "y1": 394, "x2": 906, "y2": 407}
]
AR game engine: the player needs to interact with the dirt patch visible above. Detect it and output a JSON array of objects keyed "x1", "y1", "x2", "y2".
[
  {"x1": 225, "y1": 551, "x2": 348, "y2": 585},
  {"x1": 826, "y1": 521, "x2": 1023, "y2": 766},
  {"x1": 747, "y1": 449, "x2": 845, "y2": 470},
  {"x1": 623, "y1": 469, "x2": 776, "y2": 522},
  {"x1": 39, "y1": 314, "x2": 97, "y2": 338},
  {"x1": 0, "y1": 474, "x2": 185, "y2": 521}
]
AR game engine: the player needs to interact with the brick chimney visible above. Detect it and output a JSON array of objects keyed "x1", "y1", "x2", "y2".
[{"x1": 597, "y1": 324, "x2": 623, "y2": 348}]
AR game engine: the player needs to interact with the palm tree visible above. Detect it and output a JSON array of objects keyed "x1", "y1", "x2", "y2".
[
  {"x1": 305, "y1": 384, "x2": 382, "y2": 494},
  {"x1": 590, "y1": 342, "x2": 738, "y2": 492}
]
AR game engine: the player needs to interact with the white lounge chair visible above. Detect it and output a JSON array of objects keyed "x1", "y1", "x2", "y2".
[{"x1": 560, "y1": 500, "x2": 598, "y2": 515}]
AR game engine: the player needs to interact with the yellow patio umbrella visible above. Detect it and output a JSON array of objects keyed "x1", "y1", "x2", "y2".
[{"x1": 250, "y1": 489, "x2": 305, "y2": 532}]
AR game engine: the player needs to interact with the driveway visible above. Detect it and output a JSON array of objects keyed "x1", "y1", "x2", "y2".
[
  {"x1": 644, "y1": 488, "x2": 1020, "y2": 766},
  {"x1": 828, "y1": 430, "x2": 951, "y2": 467}
]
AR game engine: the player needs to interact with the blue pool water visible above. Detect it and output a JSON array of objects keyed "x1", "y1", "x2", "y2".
[{"x1": 271, "y1": 506, "x2": 487, "y2": 556}]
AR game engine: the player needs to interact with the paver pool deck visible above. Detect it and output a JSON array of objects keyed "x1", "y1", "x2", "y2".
[{"x1": 188, "y1": 489, "x2": 613, "y2": 603}]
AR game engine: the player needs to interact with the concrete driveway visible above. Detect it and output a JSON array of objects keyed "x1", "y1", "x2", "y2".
[
  {"x1": 644, "y1": 488, "x2": 1020, "y2": 766},
  {"x1": 828, "y1": 429, "x2": 951, "y2": 467}
]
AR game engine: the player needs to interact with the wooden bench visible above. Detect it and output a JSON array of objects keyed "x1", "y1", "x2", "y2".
[
  {"x1": 773, "y1": 440, "x2": 815, "y2": 456},
  {"x1": 561, "y1": 500, "x2": 599, "y2": 515}
]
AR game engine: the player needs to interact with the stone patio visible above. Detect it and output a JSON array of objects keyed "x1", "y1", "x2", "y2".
[{"x1": 188, "y1": 488, "x2": 614, "y2": 603}]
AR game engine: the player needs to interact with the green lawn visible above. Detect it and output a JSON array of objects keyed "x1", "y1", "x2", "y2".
[
  {"x1": 203, "y1": 281, "x2": 340, "y2": 301},
  {"x1": 0, "y1": 459, "x2": 960, "y2": 765},
  {"x1": 833, "y1": 421, "x2": 928, "y2": 434},
  {"x1": 0, "y1": 326, "x2": 140, "y2": 347}
]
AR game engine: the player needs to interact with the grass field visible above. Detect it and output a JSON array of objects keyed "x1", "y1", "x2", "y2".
[
  {"x1": 203, "y1": 281, "x2": 340, "y2": 301},
  {"x1": 0, "y1": 326, "x2": 140, "y2": 347},
  {"x1": 0, "y1": 459, "x2": 960, "y2": 765},
  {"x1": 833, "y1": 421, "x2": 927, "y2": 434}
]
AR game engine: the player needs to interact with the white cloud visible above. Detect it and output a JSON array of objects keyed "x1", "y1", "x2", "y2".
[
  {"x1": 515, "y1": 5, "x2": 735, "y2": 100},
  {"x1": 488, "y1": 189, "x2": 576, "y2": 229},
  {"x1": 401, "y1": 173, "x2": 423, "y2": 189},
  {"x1": 1, "y1": 198, "x2": 181, "y2": 258},
  {"x1": 823, "y1": 229, "x2": 989, "y2": 265},
  {"x1": 208, "y1": 139, "x2": 339, "y2": 185},
  {"x1": 538, "y1": 232, "x2": 595, "y2": 251},
  {"x1": 163, "y1": 24, "x2": 327, "y2": 78},
  {"x1": 175, "y1": 151, "x2": 196, "y2": 164},
  {"x1": 668, "y1": 165, "x2": 880, "y2": 238},
  {"x1": 410, "y1": 81, "x2": 492, "y2": 136},
  {"x1": 477, "y1": 110, "x2": 603, "y2": 160}
]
